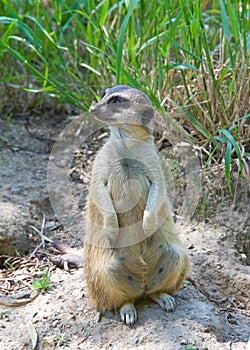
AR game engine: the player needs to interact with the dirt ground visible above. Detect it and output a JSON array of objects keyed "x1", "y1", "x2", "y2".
[{"x1": 0, "y1": 114, "x2": 249, "y2": 350}]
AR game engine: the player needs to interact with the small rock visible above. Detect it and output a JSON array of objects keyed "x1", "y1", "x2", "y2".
[
  {"x1": 216, "y1": 262, "x2": 224, "y2": 269},
  {"x1": 0, "y1": 201, "x2": 31, "y2": 255},
  {"x1": 76, "y1": 293, "x2": 85, "y2": 301},
  {"x1": 71, "y1": 170, "x2": 80, "y2": 181},
  {"x1": 240, "y1": 253, "x2": 247, "y2": 262},
  {"x1": 134, "y1": 337, "x2": 139, "y2": 345},
  {"x1": 180, "y1": 339, "x2": 188, "y2": 345},
  {"x1": 52, "y1": 320, "x2": 59, "y2": 327},
  {"x1": 94, "y1": 312, "x2": 102, "y2": 323}
]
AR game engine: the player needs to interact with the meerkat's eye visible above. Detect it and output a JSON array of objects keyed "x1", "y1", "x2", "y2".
[
  {"x1": 108, "y1": 96, "x2": 129, "y2": 104},
  {"x1": 108, "y1": 96, "x2": 123, "y2": 104}
]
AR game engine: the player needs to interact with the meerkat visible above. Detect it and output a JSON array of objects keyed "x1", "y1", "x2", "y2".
[{"x1": 84, "y1": 85, "x2": 189, "y2": 326}]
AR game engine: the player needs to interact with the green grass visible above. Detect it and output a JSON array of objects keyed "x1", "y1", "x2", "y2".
[
  {"x1": 0, "y1": 310, "x2": 9, "y2": 319},
  {"x1": 0, "y1": 0, "x2": 249, "y2": 192},
  {"x1": 197, "y1": 195, "x2": 216, "y2": 219},
  {"x1": 54, "y1": 333, "x2": 68, "y2": 347},
  {"x1": 32, "y1": 268, "x2": 52, "y2": 292}
]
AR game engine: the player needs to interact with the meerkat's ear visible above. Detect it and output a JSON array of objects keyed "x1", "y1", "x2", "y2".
[{"x1": 138, "y1": 105, "x2": 155, "y2": 126}]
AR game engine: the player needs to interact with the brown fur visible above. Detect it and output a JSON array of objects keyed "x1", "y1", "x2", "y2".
[{"x1": 84, "y1": 85, "x2": 189, "y2": 321}]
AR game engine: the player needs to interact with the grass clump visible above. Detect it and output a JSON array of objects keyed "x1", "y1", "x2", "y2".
[
  {"x1": 0, "y1": 310, "x2": 9, "y2": 319},
  {"x1": 33, "y1": 268, "x2": 52, "y2": 292},
  {"x1": 54, "y1": 333, "x2": 68, "y2": 347},
  {"x1": 0, "y1": 0, "x2": 249, "y2": 191}
]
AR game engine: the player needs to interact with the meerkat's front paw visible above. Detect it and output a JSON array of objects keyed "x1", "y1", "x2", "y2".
[
  {"x1": 150, "y1": 292, "x2": 176, "y2": 312},
  {"x1": 143, "y1": 210, "x2": 158, "y2": 235},
  {"x1": 120, "y1": 302, "x2": 137, "y2": 326}
]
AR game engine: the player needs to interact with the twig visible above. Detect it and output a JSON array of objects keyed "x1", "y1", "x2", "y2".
[
  {"x1": 0, "y1": 291, "x2": 40, "y2": 307},
  {"x1": 29, "y1": 215, "x2": 53, "y2": 260}
]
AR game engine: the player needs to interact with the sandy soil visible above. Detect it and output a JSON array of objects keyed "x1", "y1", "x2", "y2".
[{"x1": 0, "y1": 114, "x2": 249, "y2": 350}]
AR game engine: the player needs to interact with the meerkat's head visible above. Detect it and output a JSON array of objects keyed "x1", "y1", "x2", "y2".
[{"x1": 89, "y1": 85, "x2": 155, "y2": 135}]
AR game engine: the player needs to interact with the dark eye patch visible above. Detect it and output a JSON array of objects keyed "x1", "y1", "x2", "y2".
[{"x1": 107, "y1": 96, "x2": 129, "y2": 104}]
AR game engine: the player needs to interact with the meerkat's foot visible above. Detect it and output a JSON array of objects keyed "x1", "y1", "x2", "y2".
[
  {"x1": 120, "y1": 302, "x2": 137, "y2": 326},
  {"x1": 150, "y1": 292, "x2": 176, "y2": 312}
]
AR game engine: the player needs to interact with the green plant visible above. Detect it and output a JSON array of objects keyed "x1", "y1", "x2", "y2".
[
  {"x1": 33, "y1": 268, "x2": 52, "y2": 292},
  {"x1": 197, "y1": 196, "x2": 215, "y2": 218},
  {"x1": 54, "y1": 333, "x2": 68, "y2": 347},
  {"x1": 0, "y1": 0, "x2": 249, "y2": 191},
  {"x1": 0, "y1": 113, "x2": 12, "y2": 143},
  {"x1": 0, "y1": 310, "x2": 9, "y2": 319},
  {"x1": 4, "y1": 259, "x2": 15, "y2": 271}
]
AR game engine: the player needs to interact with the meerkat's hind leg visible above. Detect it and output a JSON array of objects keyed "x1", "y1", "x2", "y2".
[
  {"x1": 120, "y1": 302, "x2": 137, "y2": 326},
  {"x1": 150, "y1": 292, "x2": 176, "y2": 312}
]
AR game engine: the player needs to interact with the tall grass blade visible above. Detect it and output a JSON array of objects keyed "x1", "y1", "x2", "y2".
[
  {"x1": 225, "y1": 141, "x2": 233, "y2": 195},
  {"x1": 116, "y1": 0, "x2": 139, "y2": 84},
  {"x1": 219, "y1": 0, "x2": 231, "y2": 40},
  {"x1": 218, "y1": 128, "x2": 243, "y2": 173}
]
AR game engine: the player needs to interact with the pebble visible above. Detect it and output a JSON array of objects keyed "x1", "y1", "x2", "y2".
[
  {"x1": 94, "y1": 312, "x2": 101, "y2": 324},
  {"x1": 52, "y1": 320, "x2": 59, "y2": 327},
  {"x1": 240, "y1": 253, "x2": 247, "y2": 262},
  {"x1": 133, "y1": 337, "x2": 139, "y2": 345},
  {"x1": 71, "y1": 170, "x2": 80, "y2": 181},
  {"x1": 216, "y1": 262, "x2": 224, "y2": 269}
]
